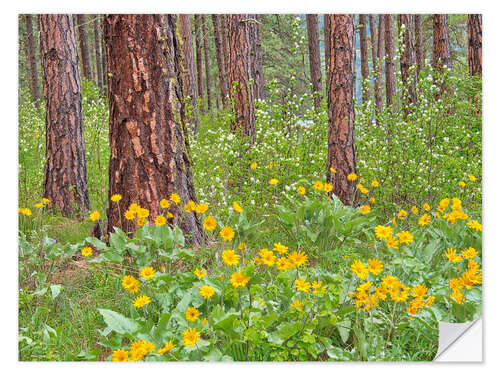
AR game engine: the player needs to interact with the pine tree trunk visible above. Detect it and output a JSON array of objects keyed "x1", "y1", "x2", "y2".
[
  {"x1": 253, "y1": 14, "x2": 265, "y2": 100},
  {"x1": 432, "y1": 14, "x2": 451, "y2": 72},
  {"x1": 306, "y1": 14, "x2": 322, "y2": 112},
  {"x1": 359, "y1": 14, "x2": 369, "y2": 102},
  {"x1": 221, "y1": 15, "x2": 231, "y2": 92},
  {"x1": 101, "y1": 15, "x2": 108, "y2": 97},
  {"x1": 414, "y1": 14, "x2": 424, "y2": 76},
  {"x1": 374, "y1": 14, "x2": 385, "y2": 117},
  {"x1": 369, "y1": 15, "x2": 377, "y2": 68},
  {"x1": 467, "y1": 14, "x2": 482, "y2": 77},
  {"x1": 24, "y1": 15, "x2": 40, "y2": 108},
  {"x1": 76, "y1": 14, "x2": 93, "y2": 82},
  {"x1": 179, "y1": 15, "x2": 199, "y2": 130},
  {"x1": 194, "y1": 15, "x2": 204, "y2": 109},
  {"x1": 93, "y1": 15, "x2": 103, "y2": 90},
  {"x1": 326, "y1": 15, "x2": 357, "y2": 206},
  {"x1": 103, "y1": 14, "x2": 203, "y2": 244},
  {"x1": 369, "y1": 14, "x2": 377, "y2": 101},
  {"x1": 398, "y1": 14, "x2": 417, "y2": 116},
  {"x1": 384, "y1": 14, "x2": 395, "y2": 109},
  {"x1": 39, "y1": 14, "x2": 90, "y2": 214},
  {"x1": 227, "y1": 14, "x2": 255, "y2": 142},
  {"x1": 324, "y1": 14, "x2": 331, "y2": 77},
  {"x1": 211, "y1": 14, "x2": 229, "y2": 107},
  {"x1": 202, "y1": 15, "x2": 212, "y2": 111}
]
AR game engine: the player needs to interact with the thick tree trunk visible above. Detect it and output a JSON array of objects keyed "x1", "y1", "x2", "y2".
[
  {"x1": 179, "y1": 15, "x2": 199, "y2": 129},
  {"x1": 326, "y1": 15, "x2": 357, "y2": 206},
  {"x1": 201, "y1": 15, "x2": 212, "y2": 111},
  {"x1": 384, "y1": 14, "x2": 395, "y2": 109},
  {"x1": 414, "y1": 14, "x2": 424, "y2": 76},
  {"x1": 358, "y1": 15, "x2": 369, "y2": 103},
  {"x1": 398, "y1": 14, "x2": 417, "y2": 115},
  {"x1": 76, "y1": 14, "x2": 93, "y2": 82},
  {"x1": 227, "y1": 14, "x2": 255, "y2": 141},
  {"x1": 24, "y1": 15, "x2": 40, "y2": 108},
  {"x1": 39, "y1": 14, "x2": 90, "y2": 214},
  {"x1": 103, "y1": 14, "x2": 203, "y2": 244},
  {"x1": 306, "y1": 14, "x2": 323, "y2": 112},
  {"x1": 467, "y1": 14, "x2": 482, "y2": 77},
  {"x1": 211, "y1": 14, "x2": 229, "y2": 107},
  {"x1": 374, "y1": 14, "x2": 385, "y2": 116},
  {"x1": 432, "y1": 14, "x2": 451, "y2": 72},
  {"x1": 194, "y1": 15, "x2": 204, "y2": 109},
  {"x1": 93, "y1": 15, "x2": 103, "y2": 90}
]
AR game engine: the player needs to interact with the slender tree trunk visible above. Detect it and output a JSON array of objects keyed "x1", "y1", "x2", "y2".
[
  {"x1": 201, "y1": 15, "x2": 212, "y2": 111},
  {"x1": 24, "y1": 15, "x2": 40, "y2": 108},
  {"x1": 194, "y1": 15, "x2": 204, "y2": 110},
  {"x1": 39, "y1": 14, "x2": 90, "y2": 214},
  {"x1": 326, "y1": 15, "x2": 357, "y2": 206},
  {"x1": 211, "y1": 14, "x2": 229, "y2": 107},
  {"x1": 306, "y1": 14, "x2": 323, "y2": 112},
  {"x1": 253, "y1": 14, "x2": 265, "y2": 100},
  {"x1": 384, "y1": 14, "x2": 395, "y2": 109},
  {"x1": 179, "y1": 15, "x2": 199, "y2": 130},
  {"x1": 432, "y1": 14, "x2": 451, "y2": 72},
  {"x1": 398, "y1": 14, "x2": 417, "y2": 116},
  {"x1": 369, "y1": 15, "x2": 377, "y2": 67},
  {"x1": 93, "y1": 15, "x2": 103, "y2": 90},
  {"x1": 324, "y1": 15, "x2": 331, "y2": 77},
  {"x1": 76, "y1": 14, "x2": 93, "y2": 82},
  {"x1": 359, "y1": 14, "x2": 369, "y2": 102},
  {"x1": 221, "y1": 15, "x2": 231, "y2": 92},
  {"x1": 467, "y1": 14, "x2": 482, "y2": 77},
  {"x1": 374, "y1": 14, "x2": 385, "y2": 117},
  {"x1": 103, "y1": 14, "x2": 203, "y2": 243},
  {"x1": 101, "y1": 15, "x2": 108, "y2": 97},
  {"x1": 227, "y1": 14, "x2": 255, "y2": 141},
  {"x1": 414, "y1": 14, "x2": 424, "y2": 76}
]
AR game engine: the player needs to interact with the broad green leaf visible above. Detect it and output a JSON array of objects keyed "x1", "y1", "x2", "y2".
[
  {"x1": 50, "y1": 284, "x2": 62, "y2": 299},
  {"x1": 98, "y1": 308, "x2": 139, "y2": 335}
]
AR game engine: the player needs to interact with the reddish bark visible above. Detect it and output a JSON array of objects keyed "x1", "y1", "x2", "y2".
[
  {"x1": 467, "y1": 15, "x2": 482, "y2": 77},
  {"x1": 326, "y1": 14, "x2": 357, "y2": 206},
  {"x1": 432, "y1": 14, "x2": 451, "y2": 72},
  {"x1": 306, "y1": 14, "x2": 322, "y2": 111},
  {"x1": 39, "y1": 14, "x2": 90, "y2": 214},
  {"x1": 226, "y1": 14, "x2": 256, "y2": 141},
  {"x1": 103, "y1": 14, "x2": 203, "y2": 243},
  {"x1": 211, "y1": 14, "x2": 229, "y2": 107},
  {"x1": 414, "y1": 14, "x2": 424, "y2": 76}
]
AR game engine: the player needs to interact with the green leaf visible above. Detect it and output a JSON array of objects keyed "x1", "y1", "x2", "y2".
[
  {"x1": 210, "y1": 305, "x2": 239, "y2": 331},
  {"x1": 98, "y1": 309, "x2": 139, "y2": 335},
  {"x1": 50, "y1": 284, "x2": 62, "y2": 299},
  {"x1": 109, "y1": 231, "x2": 127, "y2": 253},
  {"x1": 85, "y1": 237, "x2": 108, "y2": 251},
  {"x1": 337, "y1": 318, "x2": 351, "y2": 343}
]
